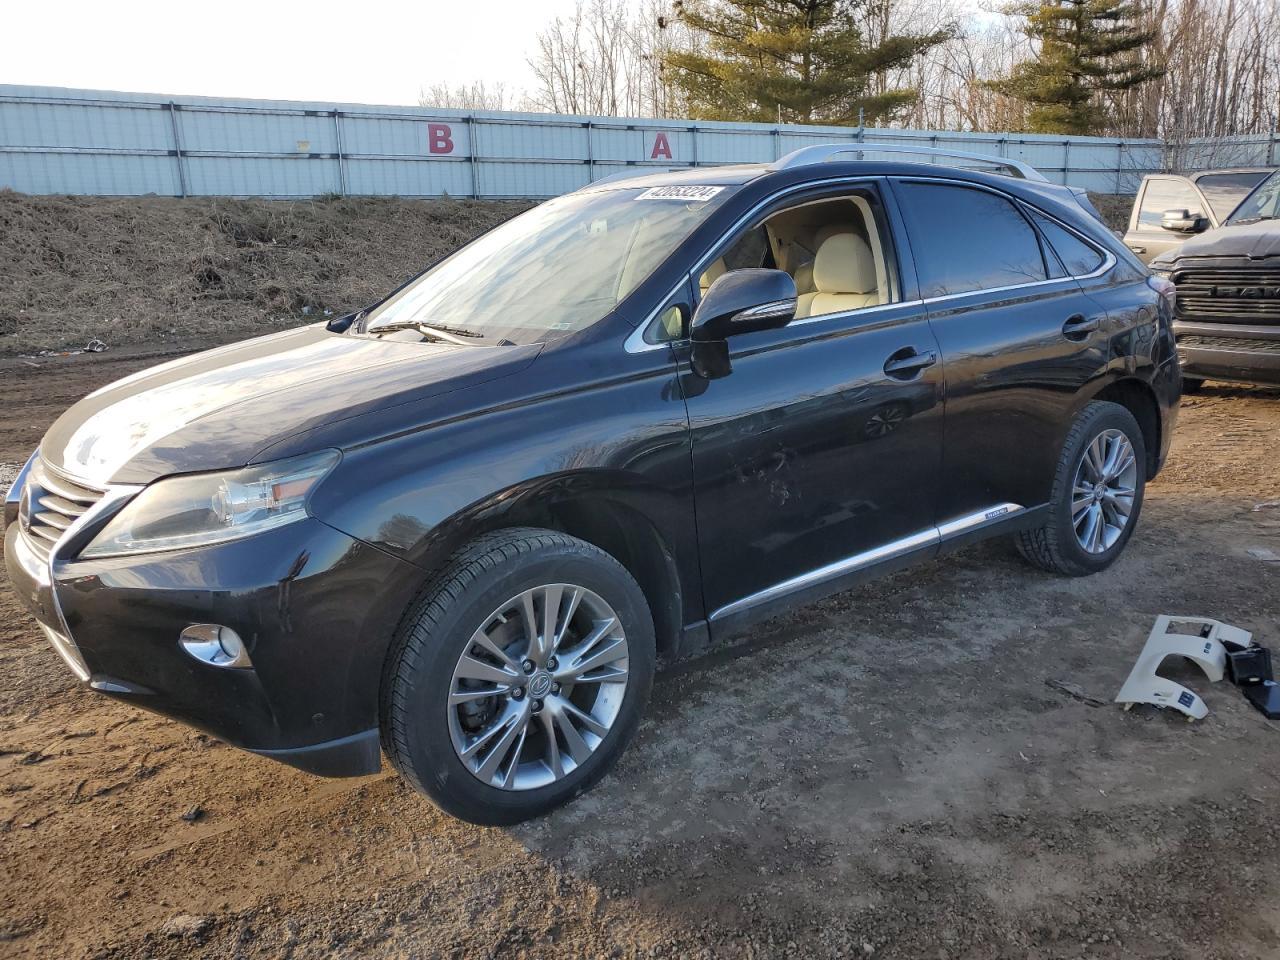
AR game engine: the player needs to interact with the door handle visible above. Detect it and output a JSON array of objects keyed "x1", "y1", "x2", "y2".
[
  {"x1": 1127, "y1": 244, "x2": 1146, "y2": 254},
  {"x1": 883, "y1": 349, "x2": 938, "y2": 379},
  {"x1": 1061, "y1": 314, "x2": 1099, "y2": 341}
]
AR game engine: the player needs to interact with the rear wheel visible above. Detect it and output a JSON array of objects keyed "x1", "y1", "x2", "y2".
[
  {"x1": 1016, "y1": 401, "x2": 1146, "y2": 576},
  {"x1": 381, "y1": 528, "x2": 655, "y2": 825},
  {"x1": 1181, "y1": 377, "x2": 1205, "y2": 394}
]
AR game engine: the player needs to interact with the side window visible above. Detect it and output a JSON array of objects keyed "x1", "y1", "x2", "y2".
[
  {"x1": 690, "y1": 186, "x2": 899, "y2": 327},
  {"x1": 895, "y1": 182, "x2": 1046, "y2": 298},
  {"x1": 1138, "y1": 178, "x2": 1203, "y2": 228},
  {"x1": 698, "y1": 225, "x2": 770, "y2": 294},
  {"x1": 1032, "y1": 213, "x2": 1104, "y2": 277},
  {"x1": 657, "y1": 303, "x2": 685, "y2": 341}
]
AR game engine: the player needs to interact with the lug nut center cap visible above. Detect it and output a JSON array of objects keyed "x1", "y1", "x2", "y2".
[{"x1": 528, "y1": 672, "x2": 553, "y2": 699}]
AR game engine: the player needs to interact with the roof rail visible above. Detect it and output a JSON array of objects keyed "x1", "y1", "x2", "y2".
[{"x1": 769, "y1": 143, "x2": 1048, "y2": 182}]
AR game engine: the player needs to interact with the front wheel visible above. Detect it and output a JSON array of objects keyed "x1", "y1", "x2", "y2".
[
  {"x1": 381, "y1": 528, "x2": 655, "y2": 825},
  {"x1": 1016, "y1": 401, "x2": 1146, "y2": 576}
]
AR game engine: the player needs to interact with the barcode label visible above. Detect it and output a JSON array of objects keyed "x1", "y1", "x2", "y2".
[{"x1": 635, "y1": 185, "x2": 725, "y2": 202}]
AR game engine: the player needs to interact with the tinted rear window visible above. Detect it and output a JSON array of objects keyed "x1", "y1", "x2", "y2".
[
  {"x1": 1033, "y1": 213, "x2": 1104, "y2": 277},
  {"x1": 896, "y1": 183, "x2": 1046, "y2": 298}
]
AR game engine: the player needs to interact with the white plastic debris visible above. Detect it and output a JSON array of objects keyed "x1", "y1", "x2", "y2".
[{"x1": 1114, "y1": 616, "x2": 1253, "y2": 720}]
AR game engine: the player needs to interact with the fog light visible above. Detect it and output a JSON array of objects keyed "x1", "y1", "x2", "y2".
[{"x1": 180, "y1": 624, "x2": 252, "y2": 669}]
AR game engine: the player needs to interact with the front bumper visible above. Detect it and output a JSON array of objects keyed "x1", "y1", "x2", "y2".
[
  {"x1": 4, "y1": 504, "x2": 424, "y2": 777},
  {"x1": 1174, "y1": 322, "x2": 1280, "y2": 386}
]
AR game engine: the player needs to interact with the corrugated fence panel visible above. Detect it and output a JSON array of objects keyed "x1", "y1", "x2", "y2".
[
  {"x1": 178, "y1": 106, "x2": 338, "y2": 155},
  {"x1": 1, "y1": 84, "x2": 1274, "y2": 199},
  {"x1": 0, "y1": 149, "x2": 178, "y2": 195},
  {"x1": 184, "y1": 156, "x2": 341, "y2": 197},
  {"x1": 344, "y1": 158, "x2": 473, "y2": 197}
]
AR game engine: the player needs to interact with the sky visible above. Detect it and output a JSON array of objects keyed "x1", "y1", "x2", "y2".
[{"x1": 3, "y1": 0, "x2": 583, "y2": 106}]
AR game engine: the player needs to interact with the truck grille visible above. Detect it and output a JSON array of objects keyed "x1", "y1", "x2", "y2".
[
  {"x1": 1173, "y1": 267, "x2": 1280, "y2": 324},
  {"x1": 19, "y1": 461, "x2": 106, "y2": 560},
  {"x1": 1178, "y1": 334, "x2": 1280, "y2": 353}
]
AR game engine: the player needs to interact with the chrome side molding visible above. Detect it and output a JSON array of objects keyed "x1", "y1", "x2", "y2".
[{"x1": 709, "y1": 503, "x2": 1024, "y2": 622}]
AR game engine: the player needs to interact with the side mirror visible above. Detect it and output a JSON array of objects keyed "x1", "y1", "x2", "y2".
[
  {"x1": 1160, "y1": 209, "x2": 1207, "y2": 233},
  {"x1": 690, "y1": 269, "x2": 797, "y2": 343}
]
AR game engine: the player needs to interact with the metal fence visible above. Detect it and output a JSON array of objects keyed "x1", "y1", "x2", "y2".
[{"x1": 2, "y1": 84, "x2": 1277, "y2": 199}]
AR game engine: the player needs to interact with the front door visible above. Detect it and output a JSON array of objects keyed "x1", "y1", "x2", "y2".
[
  {"x1": 679, "y1": 183, "x2": 945, "y2": 625},
  {"x1": 1123, "y1": 176, "x2": 1207, "y2": 264}
]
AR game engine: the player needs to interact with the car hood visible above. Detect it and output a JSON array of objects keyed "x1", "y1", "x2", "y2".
[
  {"x1": 1152, "y1": 219, "x2": 1280, "y2": 267},
  {"x1": 40, "y1": 325, "x2": 541, "y2": 486}
]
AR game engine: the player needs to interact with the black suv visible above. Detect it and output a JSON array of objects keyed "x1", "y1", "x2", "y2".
[{"x1": 4, "y1": 145, "x2": 1180, "y2": 824}]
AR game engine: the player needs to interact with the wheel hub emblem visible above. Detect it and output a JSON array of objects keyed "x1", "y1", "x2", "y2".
[
  {"x1": 1093, "y1": 483, "x2": 1105, "y2": 502},
  {"x1": 528, "y1": 672, "x2": 553, "y2": 699}
]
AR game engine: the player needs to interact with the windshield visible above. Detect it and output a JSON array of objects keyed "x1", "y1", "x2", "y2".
[
  {"x1": 1227, "y1": 170, "x2": 1280, "y2": 224},
  {"x1": 1196, "y1": 172, "x2": 1270, "y2": 221},
  {"x1": 361, "y1": 185, "x2": 734, "y2": 344}
]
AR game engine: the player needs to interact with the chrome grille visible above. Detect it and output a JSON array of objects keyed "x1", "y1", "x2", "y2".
[
  {"x1": 1179, "y1": 334, "x2": 1280, "y2": 353},
  {"x1": 1173, "y1": 267, "x2": 1280, "y2": 324},
  {"x1": 21, "y1": 461, "x2": 105, "y2": 560}
]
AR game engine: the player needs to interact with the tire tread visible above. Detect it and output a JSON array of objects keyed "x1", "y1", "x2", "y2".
[
  {"x1": 1015, "y1": 400, "x2": 1144, "y2": 576},
  {"x1": 378, "y1": 527, "x2": 643, "y2": 809}
]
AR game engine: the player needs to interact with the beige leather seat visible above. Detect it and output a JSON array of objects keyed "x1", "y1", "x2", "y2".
[
  {"x1": 796, "y1": 232, "x2": 878, "y2": 318},
  {"x1": 793, "y1": 224, "x2": 845, "y2": 295},
  {"x1": 699, "y1": 257, "x2": 728, "y2": 295}
]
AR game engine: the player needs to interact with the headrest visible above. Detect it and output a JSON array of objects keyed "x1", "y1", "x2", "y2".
[
  {"x1": 813, "y1": 223, "x2": 845, "y2": 249},
  {"x1": 813, "y1": 233, "x2": 877, "y2": 295}
]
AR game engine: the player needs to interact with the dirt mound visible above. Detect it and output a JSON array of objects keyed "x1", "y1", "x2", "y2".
[
  {"x1": 1090, "y1": 192, "x2": 1133, "y2": 232},
  {"x1": 0, "y1": 191, "x2": 531, "y2": 356}
]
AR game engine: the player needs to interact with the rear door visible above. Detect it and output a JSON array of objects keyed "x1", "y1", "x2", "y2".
[
  {"x1": 890, "y1": 178, "x2": 1112, "y2": 523},
  {"x1": 1123, "y1": 176, "x2": 1207, "y2": 263}
]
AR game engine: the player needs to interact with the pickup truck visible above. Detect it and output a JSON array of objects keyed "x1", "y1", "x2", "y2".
[
  {"x1": 1122, "y1": 168, "x2": 1272, "y2": 264},
  {"x1": 1149, "y1": 168, "x2": 1280, "y2": 389}
]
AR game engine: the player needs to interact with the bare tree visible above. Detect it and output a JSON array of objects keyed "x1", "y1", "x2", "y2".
[
  {"x1": 511, "y1": 0, "x2": 1279, "y2": 147},
  {"x1": 864, "y1": 0, "x2": 1033, "y2": 132},
  {"x1": 418, "y1": 81, "x2": 512, "y2": 112},
  {"x1": 525, "y1": 0, "x2": 687, "y2": 117}
]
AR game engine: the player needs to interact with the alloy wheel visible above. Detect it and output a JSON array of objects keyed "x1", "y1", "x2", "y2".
[
  {"x1": 1071, "y1": 428, "x2": 1138, "y2": 555},
  {"x1": 447, "y1": 584, "x2": 630, "y2": 791}
]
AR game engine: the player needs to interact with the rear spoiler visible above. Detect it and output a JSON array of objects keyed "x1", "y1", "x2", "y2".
[{"x1": 1069, "y1": 187, "x2": 1106, "y2": 224}]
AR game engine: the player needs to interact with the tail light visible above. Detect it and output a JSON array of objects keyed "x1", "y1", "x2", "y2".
[{"x1": 1147, "y1": 274, "x2": 1176, "y2": 315}]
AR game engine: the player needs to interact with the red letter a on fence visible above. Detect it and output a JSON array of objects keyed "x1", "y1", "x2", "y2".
[{"x1": 650, "y1": 132, "x2": 673, "y2": 160}]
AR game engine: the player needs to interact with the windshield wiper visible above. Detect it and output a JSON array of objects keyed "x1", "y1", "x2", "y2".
[{"x1": 368, "y1": 321, "x2": 486, "y2": 345}]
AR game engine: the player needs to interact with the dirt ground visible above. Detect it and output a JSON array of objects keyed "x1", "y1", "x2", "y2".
[
  {"x1": 0, "y1": 193, "x2": 531, "y2": 356},
  {"x1": 0, "y1": 344, "x2": 1277, "y2": 960}
]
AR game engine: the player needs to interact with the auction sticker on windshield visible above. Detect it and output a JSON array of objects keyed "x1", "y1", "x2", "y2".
[{"x1": 635, "y1": 185, "x2": 725, "y2": 202}]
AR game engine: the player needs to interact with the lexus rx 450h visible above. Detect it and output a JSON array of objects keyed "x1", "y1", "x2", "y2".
[{"x1": 5, "y1": 146, "x2": 1180, "y2": 824}]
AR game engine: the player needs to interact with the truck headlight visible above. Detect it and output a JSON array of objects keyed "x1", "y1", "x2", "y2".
[{"x1": 82, "y1": 450, "x2": 340, "y2": 558}]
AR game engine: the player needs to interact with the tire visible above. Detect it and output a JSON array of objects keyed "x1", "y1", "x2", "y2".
[
  {"x1": 1016, "y1": 401, "x2": 1146, "y2": 577},
  {"x1": 1181, "y1": 377, "x2": 1205, "y2": 394},
  {"x1": 380, "y1": 528, "x2": 655, "y2": 825}
]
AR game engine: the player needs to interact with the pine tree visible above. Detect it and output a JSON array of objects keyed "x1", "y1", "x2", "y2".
[
  {"x1": 987, "y1": 0, "x2": 1163, "y2": 135},
  {"x1": 662, "y1": 0, "x2": 953, "y2": 126}
]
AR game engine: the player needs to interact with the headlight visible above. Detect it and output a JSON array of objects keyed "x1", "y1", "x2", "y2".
[{"x1": 82, "y1": 450, "x2": 340, "y2": 558}]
